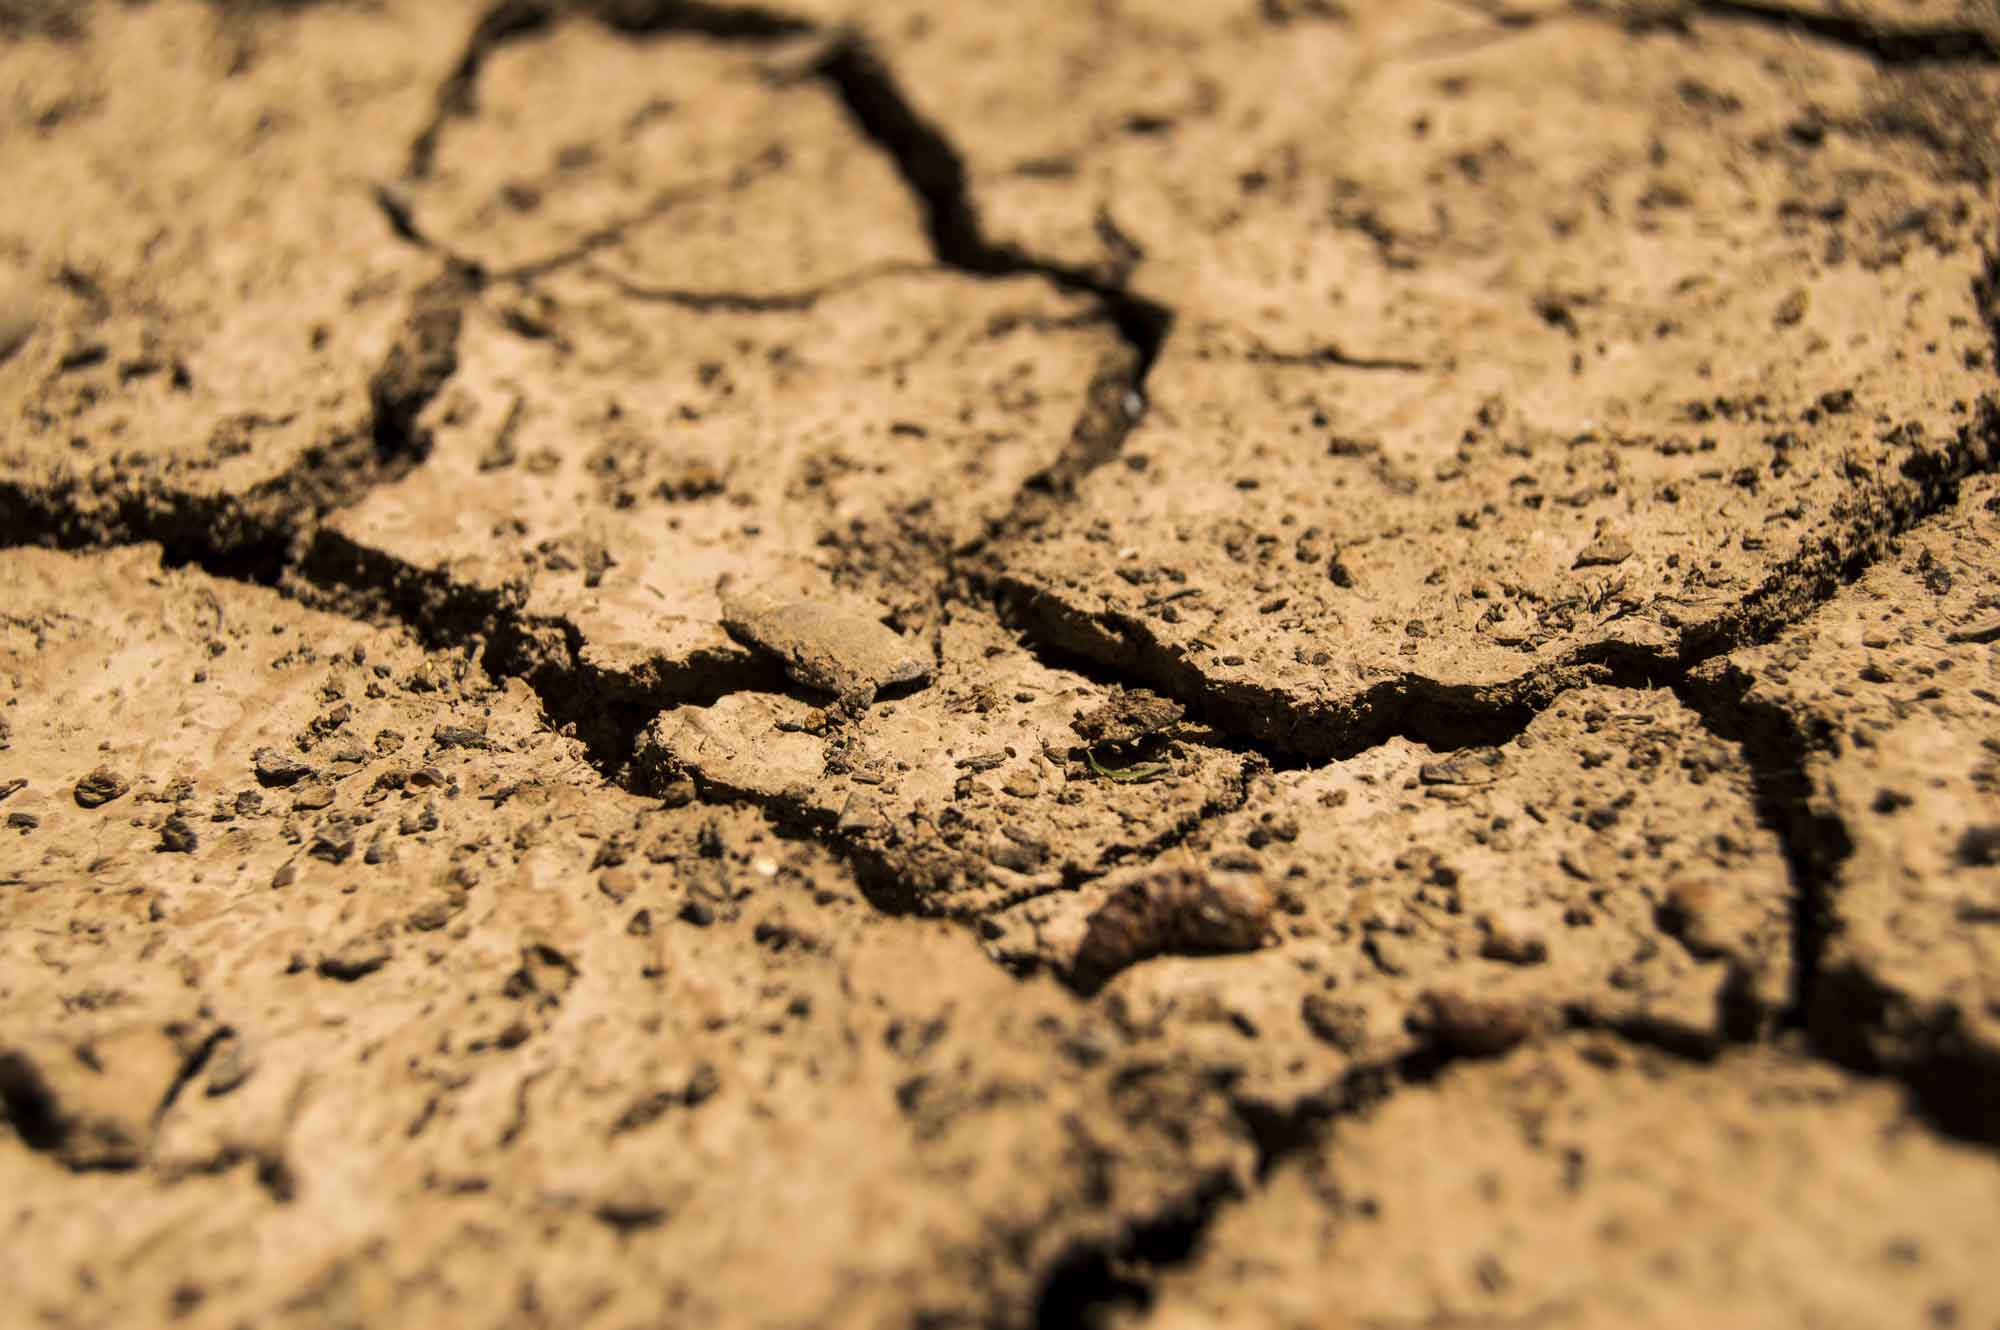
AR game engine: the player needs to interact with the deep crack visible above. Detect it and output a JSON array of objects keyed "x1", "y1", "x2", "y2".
[
  {"x1": 405, "y1": 0, "x2": 555, "y2": 182},
  {"x1": 1692, "y1": 0, "x2": 2000, "y2": 66},
  {"x1": 812, "y1": 30, "x2": 1174, "y2": 489},
  {"x1": 1025, "y1": 1019, "x2": 1748, "y2": 1330}
]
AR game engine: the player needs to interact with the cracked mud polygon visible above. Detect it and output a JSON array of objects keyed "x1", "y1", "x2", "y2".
[{"x1": 3, "y1": 2, "x2": 1999, "y2": 1327}]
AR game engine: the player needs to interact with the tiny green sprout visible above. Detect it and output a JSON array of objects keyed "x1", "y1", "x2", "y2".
[{"x1": 1085, "y1": 748, "x2": 1171, "y2": 784}]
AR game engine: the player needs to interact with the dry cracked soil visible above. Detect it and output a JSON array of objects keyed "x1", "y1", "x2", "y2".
[{"x1": 3, "y1": 0, "x2": 2000, "y2": 1326}]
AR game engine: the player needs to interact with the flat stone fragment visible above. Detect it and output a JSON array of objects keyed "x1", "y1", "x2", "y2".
[
  {"x1": 252, "y1": 747, "x2": 314, "y2": 788},
  {"x1": 1692, "y1": 474, "x2": 2000, "y2": 1136},
  {"x1": 719, "y1": 587, "x2": 930, "y2": 704},
  {"x1": 1140, "y1": 1040, "x2": 2000, "y2": 1330}
]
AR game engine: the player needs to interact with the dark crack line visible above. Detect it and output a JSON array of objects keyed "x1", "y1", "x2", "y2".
[
  {"x1": 983, "y1": 568, "x2": 1679, "y2": 763},
  {"x1": 494, "y1": 159, "x2": 790, "y2": 284},
  {"x1": 1242, "y1": 337, "x2": 1431, "y2": 373},
  {"x1": 980, "y1": 383, "x2": 2000, "y2": 770},
  {"x1": 404, "y1": 0, "x2": 819, "y2": 186},
  {"x1": 1691, "y1": 0, "x2": 2000, "y2": 66},
  {"x1": 295, "y1": 526, "x2": 782, "y2": 779},
  {"x1": 811, "y1": 30, "x2": 1174, "y2": 477},
  {"x1": 581, "y1": 257, "x2": 936, "y2": 311},
  {"x1": 406, "y1": 0, "x2": 556, "y2": 182},
  {"x1": 1676, "y1": 660, "x2": 2000, "y2": 1147},
  {"x1": 1030, "y1": 1016, "x2": 1746, "y2": 1330},
  {"x1": 378, "y1": 159, "x2": 788, "y2": 287},
  {"x1": 1, "y1": 258, "x2": 475, "y2": 582},
  {"x1": 1446, "y1": 0, "x2": 2000, "y2": 67},
  {"x1": 1673, "y1": 663, "x2": 1845, "y2": 1034},
  {"x1": 401, "y1": 0, "x2": 819, "y2": 185},
  {"x1": 151, "y1": 1026, "x2": 230, "y2": 1131}
]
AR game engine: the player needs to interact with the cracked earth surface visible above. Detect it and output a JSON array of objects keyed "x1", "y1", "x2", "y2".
[{"x1": 2, "y1": 1, "x2": 1999, "y2": 1326}]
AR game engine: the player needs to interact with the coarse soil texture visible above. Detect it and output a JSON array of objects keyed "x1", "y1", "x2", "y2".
[{"x1": 3, "y1": 1, "x2": 2000, "y2": 1327}]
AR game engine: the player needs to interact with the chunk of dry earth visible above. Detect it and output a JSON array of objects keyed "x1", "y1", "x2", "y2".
[
  {"x1": 1693, "y1": 472, "x2": 2000, "y2": 1138},
  {"x1": 1137, "y1": 1037, "x2": 2000, "y2": 1330},
  {"x1": 0, "y1": 0, "x2": 485, "y2": 543}
]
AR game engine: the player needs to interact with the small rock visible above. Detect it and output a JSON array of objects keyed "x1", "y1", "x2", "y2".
[
  {"x1": 308, "y1": 821, "x2": 356, "y2": 864},
  {"x1": 6, "y1": 811, "x2": 38, "y2": 832},
  {"x1": 1000, "y1": 768, "x2": 1041, "y2": 799},
  {"x1": 0, "y1": 779, "x2": 26, "y2": 803},
  {"x1": 594, "y1": 1188, "x2": 670, "y2": 1233},
  {"x1": 719, "y1": 585, "x2": 931, "y2": 705},
  {"x1": 989, "y1": 830, "x2": 1048, "y2": 873},
  {"x1": 253, "y1": 747, "x2": 315, "y2": 788},
  {"x1": 1418, "y1": 749, "x2": 1502, "y2": 786},
  {"x1": 1410, "y1": 990, "x2": 1537, "y2": 1057},
  {"x1": 432, "y1": 722, "x2": 495, "y2": 751},
  {"x1": 1071, "y1": 864, "x2": 1274, "y2": 989},
  {"x1": 318, "y1": 935, "x2": 390, "y2": 981},
  {"x1": 405, "y1": 885, "x2": 467, "y2": 932},
  {"x1": 1573, "y1": 533, "x2": 1634, "y2": 569},
  {"x1": 1072, "y1": 687, "x2": 1184, "y2": 746},
  {"x1": 1477, "y1": 912, "x2": 1548, "y2": 965},
  {"x1": 598, "y1": 869, "x2": 634, "y2": 904},
  {"x1": 836, "y1": 792, "x2": 889, "y2": 835},
  {"x1": 1301, "y1": 994, "x2": 1369, "y2": 1052},
  {"x1": 73, "y1": 767, "x2": 130, "y2": 809},
  {"x1": 202, "y1": 1035, "x2": 256, "y2": 1097},
  {"x1": 157, "y1": 814, "x2": 198, "y2": 854},
  {"x1": 291, "y1": 782, "x2": 336, "y2": 812}
]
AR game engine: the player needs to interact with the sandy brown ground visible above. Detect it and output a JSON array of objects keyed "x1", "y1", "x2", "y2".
[{"x1": 2, "y1": 1, "x2": 1999, "y2": 1327}]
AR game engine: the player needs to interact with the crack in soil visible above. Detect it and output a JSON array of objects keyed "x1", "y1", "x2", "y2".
[
  {"x1": 405, "y1": 0, "x2": 554, "y2": 182},
  {"x1": 403, "y1": 0, "x2": 817, "y2": 185},
  {"x1": 1678, "y1": 656, "x2": 2000, "y2": 1148},
  {"x1": 296, "y1": 525, "x2": 785, "y2": 776},
  {"x1": 578, "y1": 257, "x2": 936, "y2": 312},
  {"x1": 1455, "y1": 1, "x2": 2000, "y2": 68},
  {"x1": 983, "y1": 387, "x2": 2000, "y2": 769},
  {"x1": 0, "y1": 258, "x2": 471, "y2": 580},
  {"x1": 809, "y1": 30, "x2": 1174, "y2": 494},
  {"x1": 1690, "y1": 0, "x2": 2000, "y2": 66},
  {"x1": 1026, "y1": 1015, "x2": 1758, "y2": 1329},
  {"x1": 5, "y1": 15, "x2": 1998, "y2": 1287}
]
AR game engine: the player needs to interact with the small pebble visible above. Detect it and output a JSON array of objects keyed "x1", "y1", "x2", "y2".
[
  {"x1": 73, "y1": 767, "x2": 130, "y2": 808},
  {"x1": 253, "y1": 747, "x2": 314, "y2": 788},
  {"x1": 1573, "y1": 533, "x2": 1634, "y2": 569},
  {"x1": 158, "y1": 814, "x2": 198, "y2": 853}
]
